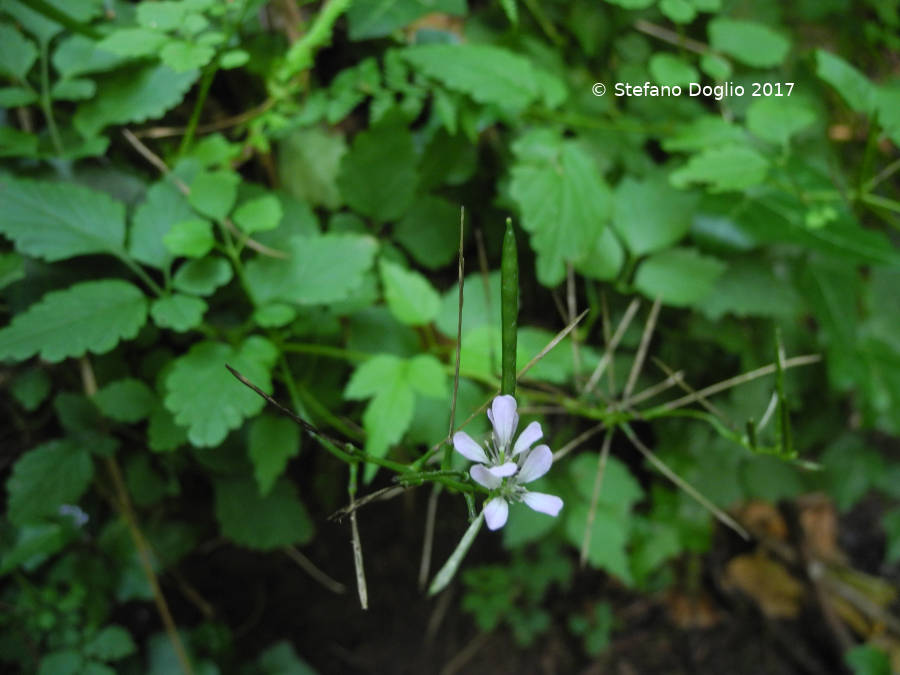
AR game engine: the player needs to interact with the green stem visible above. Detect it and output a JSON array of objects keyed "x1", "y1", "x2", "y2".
[
  {"x1": 500, "y1": 218, "x2": 519, "y2": 397},
  {"x1": 38, "y1": 41, "x2": 62, "y2": 155},
  {"x1": 281, "y1": 342, "x2": 371, "y2": 363},
  {"x1": 276, "y1": 0, "x2": 353, "y2": 83},
  {"x1": 118, "y1": 254, "x2": 163, "y2": 297}
]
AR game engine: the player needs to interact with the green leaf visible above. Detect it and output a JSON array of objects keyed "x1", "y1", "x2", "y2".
[
  {"x1": 393, "y1": 195, "x2": 460, "y2": 270},
  {"x1": 11, "y1": 368, "x2": 51, "y2": 411},
  {"x1": 658, "y1": 0, "x2": 695, "y2": 23},
  {"x1": 347, "y1": 0, "x2": 466, "y2": 40},
  {"x1": 612, "y1": 175, "x2": 698, "y2": 255},
  {"x1": 164, "y1": 340, "x2": 273, "y2": 447},
  {"x1": 0, "y1": 280, "x2": 148, "y2": 363},
  {"x1": 338, "y1": 120, "x2": 417, "y2": 222},
  {"x1": 634, "y1": 247, "x2": 726, "y2": 307},
  {"x1": 0, "y1": 23, "x2": 38, "y2": 79},
  {"x1": 883, "y1": 509, "x2": 900, "y2": 564},
  {"x1": 746, "y1": 96, "x2": 816, "y2": 145},
  {"x1": 233, "y1": 194, "x2": 282, "y2": 234},
  {"x1": 0, "y1": 177, "x2": 127, "y2": 261},
  {"x1": 248, "y1": 414, "x2": 300, "y2": 496},
  {"x1": 74, "y1": 65, "x2": 199, "y2": 138},
  {"x1": 38, "y1": 651, "x2": 84, "y2": 675},
  {"x1": 845, "y1": 645, "x2": 891, "y2": 675},
  {"x1": 573, "y1": 227, "x2": 624, "y2": 281},
  {"x1": 277, "y1": 127, "x2": 347, "y2": 210},
  {"x1": 150, "y1": 294, "x2": 207, "y2": 332},
  {"x1": 380, "y1": 260, "x2": 441, "y2": 326},
  {"x1": 649, "y1": 52, "x2": 698, "y2": 86},
  {"x1": 509, "y1": 130, "x2": 612, "y2": 285},
  {"x1": 435, "y1": 270, "x2": 501, "y2": 337},
  {"x1": 136, "y1": 1, "x2": 187, "y2": 30},
  {"x1": 0, "y1": 251, "x2": 24, "y2": 290},
  {"x1": 172, "y1": 256, "x2": 233, "y2": 296},
  {"x1": 7, "y1": 439, "x2": 94, "y2": 525},
  {"x1": 148, "y1": 404, "x2": 188, "y2": 452},
  {"x1": 699, "y1": 260, "x2": 801, "y2": 320},
  {"x1": 661, "y1": 116, "x2": 746, "y2": 152},
  {"x1": 406, "y1": 354, "x2": 447, "y2": 398},
  {"x1": 95, "y1": 378, "x2": 156, "y2": 423},
  {"x1": 163, "y1": 219, "x2": 215, "y2": 258},
  {"x1": 96, "y1": 28, "x2": 168, "y2": 58},
  {"x1": 0, "y1": 522, "x2": 68, "y2": 575},
  {"x1": 52, "y1": 35, "x2": 127, "y2": 78},
  {"x1": 604, "y1": 0, "x2": 654, "y2": 7},
  {"x1": 815, "y1": 49, "x2": 876, "y2": 115},
  {"x1": 0, "y1": 86, "x2": 37, "y2": 106},
  {"x1": 160, "y1": 40, "x2": 215, "y2": 72},
  {"x1": 188, "y1": 170, "x2": 240, "y2": 221},
  {"x1": 707, "y1": 18, "x2": 789, "y2": 68},
  {"x1": 245, "y1": 234, "x2": 378, "y2": 306},
  {"x1": 565, "y1": 503, "x2": 632, "y2": 584},
  {"x1": 129, "y1": 180, "x2": 195, "y2": 270},
  {"x1": 670, "y1": 145, "x2": 769, "y2": 192},
  {"x1": 253, "y1": 303, "x2": 297, "y2": 328},
  {"x1": 215, "y1": 476, "x2": 314, "y2": 550},
  {"x1": 402, "y1": 44, "x2": 544, "y2": 111},
  {"x1": 51, "y1": 77, "x2": 96, "y2": 100},
  {"x1": 83, "y1": 626, "x2": 136, "y2": 662},
  {"x1": 256, "y1": 641, "x2": 318, "y2": 675}
]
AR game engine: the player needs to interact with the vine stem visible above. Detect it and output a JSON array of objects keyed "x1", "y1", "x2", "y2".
[
  {"x1": 79, "y1": 358, "x2": 194, "y2": 675},
  {"x1": 500, "y1": 218, "x2": 518, "y2": 397},
  {"x1": 38, "y1": 41, "x2": 62, "y2": 155}
]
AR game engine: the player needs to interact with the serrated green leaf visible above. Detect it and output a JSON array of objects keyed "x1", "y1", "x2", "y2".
[
  {"x1": 345, "y1": 354, "x2": 403, "y2": 399},
  {"x1": 160, "y1": 40, "x2": 215, "y2": 72},
  {"x1": 7, "y1": 439, "x2": 94, "y2": 525},
  {"x1": 51, "y1": 77, "x2": 95, "y2": 100},
  {"x1": 233, "y1": 194, "x2": 282, "y2": 234},
  {"x1": 347, "y1": 0, "x2": 466, "y2": 40},
  {"x1": 83, "y1": 626, "x2": 136, "y2": 662},
  {"x1": 634, "y1": 247, "x2": 726, "y2": 307},
  {"x1": 52, "y1": 35, "x2": 127, "y2": 78},
  {"x1": 74, "y1": 65, "x2": 199, "y2": 138},
  {"x1": 164, "y1": 340, "x2": 272, "y2": 447},
  {"x1": 746, "y1": 96, "x2": 816, "y2": 145},
  {"x1": 172, "y1": 256, "x2": 233, "y2": 296},
  {"x1": 187, "y1": 170, "x2": 239, "y2": 221},
  {"x1": 659, "y1": 0, "x2": 695, "y2": 23},
  {"x1": 0, "y1": 177, "x2": 127, "y2": 261},
  {"x1": 96, "y1": 28, "x2": 168, "y2": 58},
  {"x1": 0, "y1": 280, "x2": 148, "y2": 362},
  {"x1": 708, "y1": 18, "x2": 789, "y2": 68},
  {"x1": 245, "y1": 233, "x2": 378, "y2": 306},
  {"x1": 406, "y1": 354, "x2": 447, "y2": 398},
  {"x1": 670, "y1": 145, "x2": 769, "y2": 192},
  {"x1": 573, "y1": 227, "x2": 624, "y2": 281},
  {"x1": 380, "y1": 259, "x2": 441, "y2": 325},
  {"x1": 510, "y1": 130, "x2": 612, "y2": 285},
  {"x1": 402, "y1": 44, "x2": 542, "y2": 111},
  {"x1": 136, "y1": 1, "x2": 187, "y2": 30},
  {"x1": 215, "y1": 476, "x2": 314, "y2": 550},
  {"x1": 252, "y1": 303, "x2": 297, "y2": 328},
  {"x1": 815, "y1": 49, "x2": 876, "y2": 115},
  {"x1": 277, "y1": 127, "x2": 347, "y2": 210},
  {"x1": 248, "y1": 414, "x2": 300, "y2": 496},
  {"x1": 163, "y1": 219, "x2": 215, "y2": 258},
  {"x1": 0, "y1": 23, "x2": 38, "y2": 79},
  {"x1": 564, "y1": 503, "x2": 632, "y2": 584},
  {"x1": 150, "y1": 294, "x2": 207, "y2": 332},
  {"x1": 95, "y1": 378, "x2": 156, "y2": 423},
  {"x1": 612, "y1": 175, "x2": 698, "y2": 255},
  {"x1": 129, "y1": 180, "x2": 195, "y2": 270},
  {"x1": 0, "y1": 86, "x2": 37, "y2": 106},
  {"x1": 338, "y1": 120, "x2": 417, "y2": 222}
]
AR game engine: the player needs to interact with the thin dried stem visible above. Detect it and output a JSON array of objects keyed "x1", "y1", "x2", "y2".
[
  {"x1": 584, "y1": 298, "x2": 640, "y2": 395},
  {"x1": 283, "y1": 546, "x2": 347, "y2": 595},
  {"x1": 620, "y1": 369, "x2": 684, "y2": 408},
  {"x1": 418, "y1": 487, "x2": 442, "y2": 590},
  {"x1": 621, "y1": 423, "x2": 749, "y2": 540},
  {"x1": 518, "y1": 309, "x2": 589, "y2": 380},
  {"x1": 566, "y1": 263, "x2": 583, "y2": 386},
  {"x1": 133, "y1": 98, "x2": 274, "y2": 139},
  {"x1": 350, "y1": 508, "x2": 368, "y2": 610},
  {"x1": 657, "y1": 355, "x2": 821, "y2": 413},
  {"x1": 553, "y1": 422, "x2": 606, "y2": 462},
  {"x1": 653, "y1": 357, "x2": 729, "y2": 424},
  {"x1": 600, "y1": 291, "x2": 616, "y2": 395},
  {"x1": 634, "y1": 19, "x2": 710, "y2": 55},
  {"x1": 623, "y1": 298, "x2": 660, "y2": 401},
  {"x1": 79, "y1": 357, "x2": 194, "y2": 675},
  {"x1": 580, "y1": 430, "x2": 613, "y2": 567}
]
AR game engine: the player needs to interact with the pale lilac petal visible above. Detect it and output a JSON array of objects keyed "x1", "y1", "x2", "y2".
[
  {"x1": 522, "y1": 491, "x2": 563, "y2": 517},
  {"x1": 512, "y1": 421, "x2": 543, "y2": 456},
  {"x1": 517, "y1": 445, "x2": 552, "y2": 483},
  {"x1": 484, "y1": 497, "x2": 509, "y2": 530},
  {"x1": 470, "y1": 464, "x2": 502, "y2": 489},
  {"x1": 487, "y1": 461, "x2": 518, "y2": 478},
  {"x1": 453, "y1": 431, "x2": 488, "y2": 463},
  {"x1": 489, "y1": 395, "x2": 519, "y2": 452}
]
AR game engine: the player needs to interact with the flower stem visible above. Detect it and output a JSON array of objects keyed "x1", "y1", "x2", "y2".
[{"x1": 500, "y1": 218, "x2": 519, "y2": 397}]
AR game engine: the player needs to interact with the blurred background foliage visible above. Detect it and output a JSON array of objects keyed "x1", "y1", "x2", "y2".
[{"x1": 1, "y1": 0, "x2": 900, "y2": 672}]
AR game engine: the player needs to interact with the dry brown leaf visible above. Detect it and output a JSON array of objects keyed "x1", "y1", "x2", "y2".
[
  {"x1": 797, "y1": 493, "x2": 844, "y2": 562},
  {"x1": 736, "y1": 500, "x2": 788, "y2": 541},
  {"x1": 665, "y1": 590, "x2": 721, "y2": 629},
  {"x1": 724, "y1": 551, "x2": 805, "y2": 618}
]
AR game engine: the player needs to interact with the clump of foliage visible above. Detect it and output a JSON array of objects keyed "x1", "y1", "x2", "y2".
[{"x1": 1, "y1": 0, "x2": 899, "y2": 672}]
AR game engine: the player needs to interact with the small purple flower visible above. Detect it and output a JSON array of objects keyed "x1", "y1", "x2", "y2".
[{"x1": 453, "y1": 395, "x2": 563, "y2": 530}]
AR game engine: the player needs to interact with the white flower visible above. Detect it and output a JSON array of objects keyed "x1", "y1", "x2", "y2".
[{"x1": 452, "y1": 395, "x2": 563, "y2": 530}]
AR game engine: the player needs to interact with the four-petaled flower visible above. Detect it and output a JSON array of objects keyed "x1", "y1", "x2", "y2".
[{"x1": 453, "y1": 395, "x2": 563, "y2": 530}]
